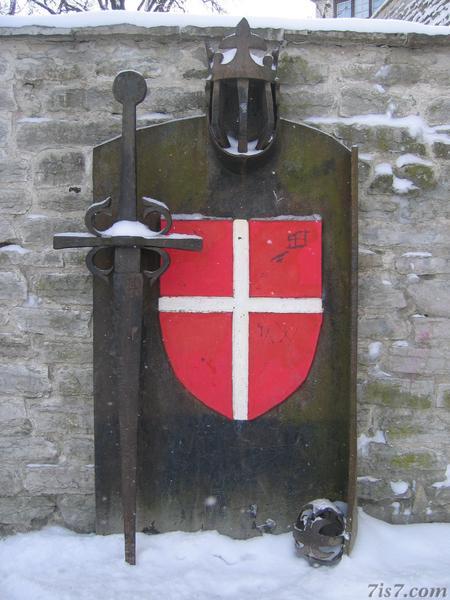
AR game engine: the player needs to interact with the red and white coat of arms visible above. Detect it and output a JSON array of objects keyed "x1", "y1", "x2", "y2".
[{"x1": 159, "y1": 217, "x2": 323, "y2": 421}]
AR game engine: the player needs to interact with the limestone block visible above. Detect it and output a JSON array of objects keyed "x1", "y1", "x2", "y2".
[
  {"x1": 19, "y1": 214, "x2": 82, "y2": 246},
  {"x1": 375, "y1": 62, "x2": 422, "y2": 86},
  {"x1": 386, "y1": 346, "x2": 448, "y2": 376},
  {"x1": 0, "y1": 188, "x2": 32, "y2": 215},
  {"x1": 413, "y1": 318, "x2": 450, "y2": 347},
  {"x1": 280, "y1": 88, "x2": 334, "y2": 119},
  {"x1": 14, "y1": 307, "x2": 91, "y2": 338},
  {"x1": 61, "y1": 436, "x2": 94, "y2": 465},
  {"x1": 16, "y1": 118, "x2": 123, "y2": 150},
  {"x1": 37, "y1": 339, "x2": 92, "y2": 364},
  {"x1": 426, "y1": 96, "x2": 450, "y2": 126},
  {"x1": 0, "y1": 218, "x2": 17, "y2": 244},
  {"x1": 359, "y1": 313, "x2": 409, "y2": 339},
  {"x1": 29, "y1": 405, "x2": 93, "y2": 436},
  {"x1": 407, "y1": 279, "x2": 450, "y2": 318},
  {"x1": 0, "y1": 271, "x2": 27, "y2": 304},
  {"x1": 0, "y1": 117, "x2": 9, "y2": 147},
  {"x1": 0, "y1": 159, "x2": 29, "y2": 184},
  {"x1": 15, "y1": 57, "x2": 83, "y2": 83},
  {"x1": 34, "y1": 150, "x2": 86, "y2": 188},
  {"x1": 0, "y1": 85, "x2": 16, "y2": 112},
  {"x1": 433, "y1": 141, "x2": 450, "y2": 159},
  {"x1": 0, "y1": 496, "x2": 55, "y2": 533},
  {"x1": 0, "y1": 364, "x2": 50, "y2": 398},
  {"x1": 35, "y1": 187, "x2": 90, "y2": 213},
  {"x1": 31, "y1": 273, "x2": 92, "y2": 306},
  {"x1": 0, "y1": 435, "x2": 58, "y2": 463},
  {"x1": 339, "y1": 84, "x2": 389, "y2": 117},
  {"x1": 57, "y1": 494, "x2": 95, "y2": 533},
  {"x1": 361, "y1": 380, "x2": 432, "y2": 409},
  {"x1": 53, "y1": 365, "x2": 93, "y2": 397},
  {"x1": 358, "y1": 248, "x2": 384, "y2": 269},
  {"x1": 24, "y1": 464, "x2": 94, "y2": 495},
  {"x1": 395, "y1": 255, "x2": 450, "y2": 276},
  {"x1": 359, "y1": 273, "x2": 407, "y2": 310},
  {"x1": 0, "y1": 466, "x2": 23, "y2": 496},
  {"x1": 0, "y1": 247, "x2": 62, "y2": 268},
  {"x1": 278, "y1": 53, "x2": 329, "y2": 85},
  {"x1": 0, "y1": 396, "x2": 28, "y2": 425}
]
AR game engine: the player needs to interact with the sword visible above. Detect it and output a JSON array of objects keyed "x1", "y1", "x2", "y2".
[{"x1": 54, "y1": 71, "x2": 202, "y2": 565}]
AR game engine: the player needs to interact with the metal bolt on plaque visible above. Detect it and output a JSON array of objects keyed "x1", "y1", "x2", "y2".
[{"x1": 54, "y1": 71, "x2": 203, "y2": 565}]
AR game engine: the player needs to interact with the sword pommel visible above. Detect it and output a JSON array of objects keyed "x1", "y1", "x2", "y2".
[{"x1": 113, "y1": 70, "x2": 147, "y2": 107}]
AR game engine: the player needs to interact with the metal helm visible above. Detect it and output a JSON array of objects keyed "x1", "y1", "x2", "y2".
[
  {"x1": 206, "y1": 18, "x2": 279, "y2": 158},
  {"x1": 293, "y1": 499, "x2": 347, "y2": 566}
]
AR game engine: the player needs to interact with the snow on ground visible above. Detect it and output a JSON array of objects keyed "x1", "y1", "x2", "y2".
[
  {"x1": 1, "y1": 510, "x2": 449, "y2": 600},
  {"x1": 0, "y1": 12, "x2": 449, "y2": 36}
]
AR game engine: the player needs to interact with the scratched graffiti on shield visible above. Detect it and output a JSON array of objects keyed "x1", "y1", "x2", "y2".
[{"x1": 159, "y1": 218, "x2": 323, "y2": 421}]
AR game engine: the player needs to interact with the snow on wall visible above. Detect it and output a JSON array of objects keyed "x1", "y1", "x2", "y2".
[{"x1": 0, "y1": 18, "x2": 449, "y2": 535}]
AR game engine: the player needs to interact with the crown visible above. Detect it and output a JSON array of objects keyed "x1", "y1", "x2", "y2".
[{"x1": 207, "y1": 18, "x2": 279, "y2": 83}]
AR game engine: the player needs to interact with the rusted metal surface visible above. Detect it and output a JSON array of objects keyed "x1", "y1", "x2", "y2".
[
  {"x1": 92, "y1": 116, "x2": 357, "y2": 547},
  {"x1": 206, "y1": 18, "x2": 280, "y2": 157},
  {"x1": 53, "y1": 71, "x2": 202, "y2": 565}
]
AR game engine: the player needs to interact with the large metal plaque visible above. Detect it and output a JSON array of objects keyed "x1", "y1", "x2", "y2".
[{"x1": 92, "y1": 116, "x2": 357, "y2": 545}]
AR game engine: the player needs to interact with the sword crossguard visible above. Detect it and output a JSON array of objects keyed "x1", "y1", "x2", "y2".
[{"x1": 53, "y1": 70, "x2": 202, "y2": 284}]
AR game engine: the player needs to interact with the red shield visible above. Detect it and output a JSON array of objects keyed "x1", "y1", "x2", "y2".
[{"x1": 159, "y1": 218, "x2": 323, "y2": 420}]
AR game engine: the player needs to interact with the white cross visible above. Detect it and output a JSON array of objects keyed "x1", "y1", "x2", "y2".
[{"x1": 159, "y1": 219, "x2": 323, "y2": 420}]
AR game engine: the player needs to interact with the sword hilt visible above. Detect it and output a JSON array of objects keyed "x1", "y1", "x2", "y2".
[{"x1": 113, "y1": 71, "x2": 147, "y2": 222}]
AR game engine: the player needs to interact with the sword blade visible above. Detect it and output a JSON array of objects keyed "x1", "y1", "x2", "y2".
[{"x1": 113, "y1": 247, "x2": 143, "y2": 565}]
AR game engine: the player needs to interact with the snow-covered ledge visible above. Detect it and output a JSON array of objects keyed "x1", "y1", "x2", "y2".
[{"x1": 0, "y1": 12, "x2": 449, "y2": 46}]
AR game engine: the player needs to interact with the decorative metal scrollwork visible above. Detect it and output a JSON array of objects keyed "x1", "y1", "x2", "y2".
[{"x1": 84, "y1": 196, "x2": 113, "y2": 237}]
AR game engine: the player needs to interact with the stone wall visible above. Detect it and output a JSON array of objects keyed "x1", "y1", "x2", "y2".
[{"x1": 0, "y1": 19, "x2": 449, "y2": 534}]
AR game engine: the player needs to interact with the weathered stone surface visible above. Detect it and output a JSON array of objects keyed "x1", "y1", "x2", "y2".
[
  {"x1": 0, "y1": 466, "x2": 23, "y2": 496},
  {"x1": 35, "y1": 187, "x2": 90, "y2": 213},
  {"x1": 280, "y1": 88, "x2": 334, "y2": 118},
  {"x1": 278, "y1": 53, "x2": 329, "y2": 85},
  {"x1": 19, "y1": 214, "x2": 83, "y2": 246},
  {"x1": 359, "y1": 312, "x2": 409, "y2": 339},
  {"x1": 34, "y1": 150, "x2": 86, "y2": 187},
  {"x1": 395, "y1": 162, "x2": 436, "y2": 189},
  {"x1": 0, "y1": 188, "x2": 31, "y2": 215},
  {"x1": 0, "y1": 271, "x2": 27, "y2": 304},
  {"x1": 14, "y1": 307, "x2": 91, "y2": 338},
  {"x1": 0, "y1": 218, "x2": 17, "y2": 244},
  {"x1": 16, "y1": 118, "x2": 123, "y2": 150},
  {"x1": 407, "y1": 279, "x2": 450, "y2": 318},
  {"x1": 0, "y1": 159, "x2": 29, "y2": 184},
  {"x1": 361, "y1": 380, "x2": 432, "y2": 409},
  {"x1": 16, "y1": 57, "x2": 82, "y2": 83},
  {"x1": 359, "y1": 273, "x2": 407, "y2": 309},
  {"x1": 433, "y1": 141, "x2": 450, "y2": 159},
  {"x1": 426, "y1": 96, "x2": 450, "y2": 126},
  {"x1": 396, "y1": 255, "x2": 450, "y2": 276},
  {"x1": 339, "y1": 84, "x2": 389, "y2": 117},
  {"x1": 61, "y1": 436, "x2": 94, "y2": 465},
  {"x1": 31, "y1": 273, "x2": 91, "y2": 306},
  {"x1": 0, "y1": 117, "x2": 9, "y2": 146},
  {"x1": 37, "y1": 339, "x2": 92, "y2": 364},
  {"x1": 0, "y1": 436, "x2": 58, "y2": 463},
  {"x1": 375, "y1": 62, "x2": 422, "y2": 85},
  {"x1": 0, "y1": 364, "x2": 50, "y2": 398},
  {"x1": 53, "y1": 365, "x2": 93, "y2": 397},
  {"x1": 24, "y1": 465, "x2": 94, "y2": 495},
  {"x1": 384, "y1": 346, "x2": 448, "y2": 376},
  {"x1": 29, "y1": 405, "x2": 93, "y2": 436},
  {"x1": 0, "y1": 496, "x2": 55, "y2": 533},
  {"x1": 57, "y1": 493, "x2": 95, "y2": 532}
]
